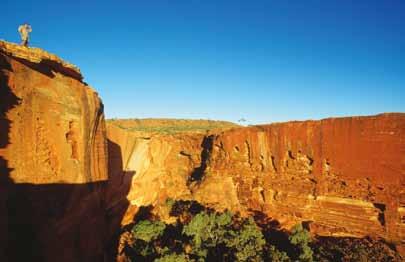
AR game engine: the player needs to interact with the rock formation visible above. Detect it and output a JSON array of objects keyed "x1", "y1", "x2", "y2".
[
  {"x1": 1, "y1": 39, "x2": 404, "y2": 259},
  {"x1": 107, "y1": 114, "x2": 405, "y2": 255},
  {"x1": 0, "y1": 41, "x2": 109, "y2": 261},
  {"x1": 198, "y1": 114, "x2": 405, "y2": 241},
  {"x1": 105, "y1": 120, "x2": 233, "y2": 225}
]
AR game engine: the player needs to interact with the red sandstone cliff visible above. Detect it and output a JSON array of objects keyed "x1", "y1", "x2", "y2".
[
  {"x1": 107, "y1": 114, "x2": 405, "y2": 255},
  {"x1": 0, "y1": 41, "x2": 108, "y2": 261},
  {"x1": 195, "y1": 114, "x2": 405, "y2": 241},
  {"x1": 106, "y1": 121, "x2": 215, "y2": 226},
  {"x1": 1, "y1": 40, "x2": 403, "y2": 260}
]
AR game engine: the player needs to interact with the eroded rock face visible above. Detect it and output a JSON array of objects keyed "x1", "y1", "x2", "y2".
[
  {"x1": 196, "y1": 114, "x2": 405, "y2": 243},
  {"x1": 0, "y1": 41, "x2": 108, "y2": 261},
  {"x1": 106, "y1": 124, "x2": 204, "y2": 225},
  {"x1": 107, "y1": 114, "x2": 405, "y2": 254}
]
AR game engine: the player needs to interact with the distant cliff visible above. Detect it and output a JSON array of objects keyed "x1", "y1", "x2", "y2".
[
  {"x1": 107, "y1": 114, "x2": 405, "y2": 255},
  {"x1": 0, "y1": 41, "x2": 109, "y2": 261},
  {"x1": 197, "y1": 114, "x2": 405, "y2": 240}
]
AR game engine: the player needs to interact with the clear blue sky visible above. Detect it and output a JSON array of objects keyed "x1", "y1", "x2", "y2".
[{"x1": 1, "y1": 1, "x2": 404, "y2": 124}]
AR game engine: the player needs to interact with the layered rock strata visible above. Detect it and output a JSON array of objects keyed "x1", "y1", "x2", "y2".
[
  {"x1": 106, "y1": 123, "x2": 204, "y2": 225},
  {"x1": 107, "y1": 114, "x2": 405, "y2": 254},
  {"x1": 0, "y1": 41, "x2": 108, "y2": 261},
  {"x1": 1, "y1": 40, "x2": 402, "y2": 259},
  {"x1": 196, "y1": 114, "x2": 405, "y2": 243}
]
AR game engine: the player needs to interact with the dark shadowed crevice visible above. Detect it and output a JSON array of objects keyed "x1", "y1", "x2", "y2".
[
  {"x1": 271, "y1": 156, "x2": 278, "y2": 172},
  {"x1": 287, "y1": 150, "x2": 295, "y2": 160},
  {"x1": 373, "y1": 203, "x2": 386, "y2": 226},
  {"x1": 0, "y1": 53, "x2": 21, "y2": 261},
  {"x1": 188, "y1": 135, "x2": 215, "y2": 184},
  {"x1": 0, "y1": 53, "x2": 20, "y2": 151},
  {"x1": 10, "y1": 56, "x2": 83, "y2": 81},
  {"x1": 105, "y1": 139, "x2": 135, "y2": 261}
]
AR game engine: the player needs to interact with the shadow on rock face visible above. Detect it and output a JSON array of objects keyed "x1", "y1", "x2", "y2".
[
  {"x1": 0, "y1": 52, "x2": 20, "y2": 261},
  {"x1": 0, "y1": 142, "x2": 135, "y2": 262},
  {"x1": 0, "y1": 52, "x2": 134, "y2": 262},
  {"x1": 188, "y1": 135, "x2": 215, "y2": 185},
  {"x1": 104, "y1": 139, "x2": 136, "y2": 261},
  {"x1": 11, "y1": 56, "x2": 83, "y2": 81},
  {"x1": 5, "y1": 182, "x2": 109, "y2": 261}
]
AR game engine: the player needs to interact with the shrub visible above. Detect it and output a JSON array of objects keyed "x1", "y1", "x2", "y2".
[
  {"x1": 311, "y1": 236, "x2": 402, "y2": 262},
  {"x1": 154, "y1": 252, "x2": 189, "y2": 262},
  {"x1": 132, "y1": 220, "x2": 166, "y2": 242},
  {"x1": 165, "y1": 198, "x2": 175, "y2": 211},
  {"x1": 289, "y1": 223, "x2": 313, "y2": 262},
  {"x1": 122, "y1": 201, "x2": 401, "y2": 262},
  {"x1": 225, "y1": 217, "x2": 266, "y2": 261},
  {"x1": 265, "y1": 245, "x2": 291, "y2": 262},
  {"x1": 182, "y1": 211, "x2": 233, "y2": 258}
]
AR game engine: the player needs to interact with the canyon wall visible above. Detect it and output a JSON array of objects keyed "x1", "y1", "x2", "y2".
[
  {"x1": 106, "y1": 123, "x2": 204, "y2": 225},
  {"x1": 1, "y1": 40, "x2": 403, "y2": 260},
  {"x1": 107, "y1": 114, "x2": 405, "y2": 253},
  {"x1": 0, "y1": 41, "x2": 109, "y2": 261},
  {"x1": 196, "y1": 114, "x2": 405, "y2": 242}
]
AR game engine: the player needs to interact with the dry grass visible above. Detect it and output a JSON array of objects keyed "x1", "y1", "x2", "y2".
[{"x1": 107, "y1": 118, "x2": 239, "y2": 134}]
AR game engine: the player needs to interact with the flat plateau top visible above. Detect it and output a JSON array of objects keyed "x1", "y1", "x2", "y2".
[{"x1": 0, "y1": 40, "x2": 82, "y2": 79}]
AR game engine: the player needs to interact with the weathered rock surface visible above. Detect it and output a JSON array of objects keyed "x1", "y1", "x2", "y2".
[
  {"x1": 106, "y1": 122, "x2": 207, "y2": 225},
  {"x1": 197, "y1": 114, "x2": 405, "y2": 241},
  {"x1": 1, "y1": 40, "x2": 403, "y2": 260},
  {"x1": 107, "y1": 114, "x2": 405, "y2": 254},
  {"x1": 0, "y1": 41, "x2": 108, "y2": 261}
]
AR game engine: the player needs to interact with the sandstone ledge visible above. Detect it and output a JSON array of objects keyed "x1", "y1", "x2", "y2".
[
  {"x1": 1, "y1": 40, "x2": 110, "y2": 261},
  {"x1": 0, "y1": 40, "x2": 82, "y2": 81}
]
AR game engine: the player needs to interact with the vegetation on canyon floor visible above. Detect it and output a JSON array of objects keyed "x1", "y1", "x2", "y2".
[
  {"x1": 119, "y1": 200, "x2": 401, "y2": 262},
  {"x1": 107, "y1": 118, "x2": 239, "y2": 134}
]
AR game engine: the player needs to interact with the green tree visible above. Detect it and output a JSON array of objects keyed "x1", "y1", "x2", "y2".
[
  {"x1": 130, "y1": 220, "x2": 167, "y2": 258},
  {"x1": 183, "y1": 211, "x2": 233, "y2": 258},
  {"x1": 165, "y1": 198, "x2": 175, "y2": 211},
  {"x1": 225, "y1": 217, "x2": 266, "y2": 261},
  {"x1": 132, "y1": 220, "x2": 166, "y2": 242},
  {"x1": 289, "y1": 223, "x2": 313, "y2": 262},
  {"x1": 265, "y1": 245, "x2": 291, "y2": 262},
  {"x1": 154, "y1": 252, "x2": 190, "y2": 262}
]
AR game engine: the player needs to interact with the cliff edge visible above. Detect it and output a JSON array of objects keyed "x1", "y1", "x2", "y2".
[{"x1": 0, "y1": 41, "x2": 108, "y2": 261}]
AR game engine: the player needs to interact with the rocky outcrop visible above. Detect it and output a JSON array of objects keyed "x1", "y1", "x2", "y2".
[
  {"x1": 106, "y1": 123, "x2": 205, "y2": 226},
  {"x1": 2, "y1": 42, "x2": 401, "y2": 260},
  {"x1": 0, "y1": 41, "x2": 108, "y2": 261},
  {"x1": 107, "y1": 114, "x2": 405, "y2": 254},
  {"x1": 195, "y1": 114, "x2": 405, "y2": 243}
]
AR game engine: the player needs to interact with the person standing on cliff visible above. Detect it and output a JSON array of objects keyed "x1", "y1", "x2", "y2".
[{"x1": 18, "y1": 23, "x2": 32, "y2": 47}]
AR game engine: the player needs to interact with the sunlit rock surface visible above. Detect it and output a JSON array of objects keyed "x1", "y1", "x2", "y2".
[
  {"x1": 107, "y1": 114, "x2": 405, "y2": 254},
  {"x1": 0, "y1": 41, "x2": 108, "y2": 261}
]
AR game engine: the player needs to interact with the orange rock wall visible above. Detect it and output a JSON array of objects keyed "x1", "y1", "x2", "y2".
[
  {"x1": 106, "y1": 124, "x2": 203, "y2": 224},
  {"x1": 107, "y1": 114, "x2": 405, "y2": 251},
  {"x1": 0, "y1": 43, "x2": 108, "y2": 261},
  {"x1": 197, "y1": 114, "x2": 405, "y2": 244}
]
